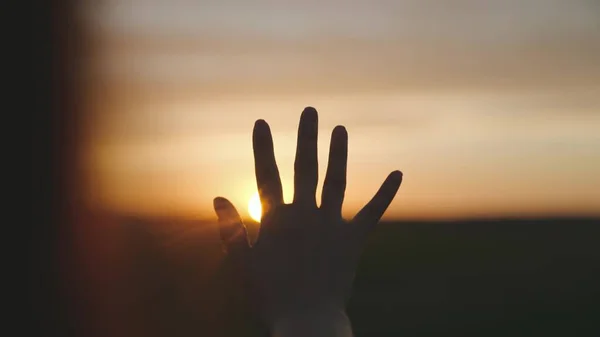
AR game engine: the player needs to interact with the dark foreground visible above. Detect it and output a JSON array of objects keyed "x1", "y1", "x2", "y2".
[{"x1": 81, "y1": 217, "x2": 600, "y2": 337}]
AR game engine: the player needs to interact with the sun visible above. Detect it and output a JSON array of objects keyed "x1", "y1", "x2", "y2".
[{"x1": 248, "y1": 192, "x2": 262, "y2": 222}]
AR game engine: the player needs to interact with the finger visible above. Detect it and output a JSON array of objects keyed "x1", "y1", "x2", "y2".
[
  {"x1": 320, "y1": 125, "x2": 348, "y2": 217},
  {"x1": 352, "y1": 170, "x2": 403, "y2": 231},
  {"x1": 253, "y1": 119, "x2": 284, "y2": 214},
  {"x1": 214, "y1": 197, "x2": 250, "y2": 258},
  {"x1": 293, "y1": 107, "x2": 319, "y2": 205}
]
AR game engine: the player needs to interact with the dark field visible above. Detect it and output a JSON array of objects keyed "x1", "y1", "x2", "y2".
[{"x1": 93, "y1": 217, "x2": 600, "y2": 337}]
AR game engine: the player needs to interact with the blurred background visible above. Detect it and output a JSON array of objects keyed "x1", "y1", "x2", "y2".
[
  {"x1": 82, "y1": 0, "x2": 600, "y2": 221},
  {"x1": 35, "y1": 1, "x2": 599, "y2": 337}
]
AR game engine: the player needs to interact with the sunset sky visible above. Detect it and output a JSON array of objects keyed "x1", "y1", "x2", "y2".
[{"x1": 82, "y1": 0, "x2": 600, "y2": 220}]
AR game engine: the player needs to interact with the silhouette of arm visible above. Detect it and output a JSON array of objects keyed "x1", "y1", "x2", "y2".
[
  {"x1": 214, "y1": 107, "x2": 402, "y2": 337},
  {"x1": 270, "y1": 305, "x2": 353, "y2": 337}
]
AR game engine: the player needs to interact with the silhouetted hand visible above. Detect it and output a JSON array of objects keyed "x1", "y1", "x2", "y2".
[{"x1": 214, "y1": 107, "x2": 402, "y2": 337}]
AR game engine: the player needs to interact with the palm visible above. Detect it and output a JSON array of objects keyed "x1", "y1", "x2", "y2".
[
  {"x1": 251, "y1": 205, "x2": 353, "y2": 322},
  {"x1": 214, "y1": 107, "x2": 402, "y2": 325}
]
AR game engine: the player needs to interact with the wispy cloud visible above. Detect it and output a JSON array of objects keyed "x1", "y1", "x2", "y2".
[{"x1": 83, "y1": 0, "x2": 600, "y2": 219}]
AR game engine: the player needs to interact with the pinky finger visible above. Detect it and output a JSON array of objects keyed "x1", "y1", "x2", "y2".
[{"x1": 352, "y1": 170, "x2": 403, "y2": 231}]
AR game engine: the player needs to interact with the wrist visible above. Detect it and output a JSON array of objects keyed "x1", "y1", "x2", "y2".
[{"x1": 270, "y1": 304, "x2": 353, "y2": 337}]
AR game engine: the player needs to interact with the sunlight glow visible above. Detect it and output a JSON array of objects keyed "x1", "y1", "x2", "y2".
[{"x1": 248, "y1": 192, "x2": 262, "y2": 222}]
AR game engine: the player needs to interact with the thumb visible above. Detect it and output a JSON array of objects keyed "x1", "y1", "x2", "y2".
[{"x1": 213, "y1": 197, "x2": 250, "y2": 260}]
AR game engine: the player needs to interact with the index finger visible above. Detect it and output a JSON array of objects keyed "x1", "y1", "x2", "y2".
[{"x1": 253, "y1": 119, "x2": 284, "y2": 214}]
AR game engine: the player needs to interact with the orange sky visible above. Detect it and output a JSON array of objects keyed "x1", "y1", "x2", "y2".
[{"x1": 82, "y1": 0, "x2": 600, "y2": 220}]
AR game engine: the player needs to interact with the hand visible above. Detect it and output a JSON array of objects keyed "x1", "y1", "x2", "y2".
[{"x1": 214, "y1": 107, "x2": 402, "y2": 336}]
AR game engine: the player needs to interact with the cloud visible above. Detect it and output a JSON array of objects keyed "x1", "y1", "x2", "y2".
[
  {"x1": 90, "y1": 0, "x2": 600, "y2": 40},
  {"x1": 84, "y1": 0, "x2": 600, "y2": 103}
]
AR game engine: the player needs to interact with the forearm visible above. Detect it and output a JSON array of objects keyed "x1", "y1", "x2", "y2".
[{"x1": 270, "y1": 306, "x2": 353, "y2": 337}]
